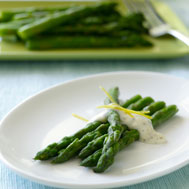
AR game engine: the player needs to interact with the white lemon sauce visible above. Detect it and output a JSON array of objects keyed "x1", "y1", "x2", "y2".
[{"x1": 89, "y1": 110, "x2": 166, "y2": 144}]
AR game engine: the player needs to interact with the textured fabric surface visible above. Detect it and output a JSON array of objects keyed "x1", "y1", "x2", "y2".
[{"x1": 0, "y1": 0, "x2": 189, "y2": 188}]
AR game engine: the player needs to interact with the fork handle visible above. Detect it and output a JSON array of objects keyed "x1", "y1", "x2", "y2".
[{"x1": 168, "y1": 29, "x2": 189, "y2": 46}]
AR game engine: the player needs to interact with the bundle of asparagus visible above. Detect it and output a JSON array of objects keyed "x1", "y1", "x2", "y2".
[
  {"x1": 0, "y1": 2, "x2": 153, "y2": 50},
  {"x1": 34, "y1": 87, "x2": 178, "y2": 173}
]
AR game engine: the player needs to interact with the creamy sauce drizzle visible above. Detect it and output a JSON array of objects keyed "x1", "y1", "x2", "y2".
[{"x1": 89, "y1": 110, "x2": 166, "y2": 144}]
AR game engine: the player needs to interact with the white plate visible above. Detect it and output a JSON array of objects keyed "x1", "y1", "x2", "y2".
[{"x1": 0, "y1": 71, "x2": 189, "y2": 189}]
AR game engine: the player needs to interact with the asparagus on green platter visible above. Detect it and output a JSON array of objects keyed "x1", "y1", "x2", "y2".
[{"x1": 0, "y1": 2, "x2": 153, "y2": 50}]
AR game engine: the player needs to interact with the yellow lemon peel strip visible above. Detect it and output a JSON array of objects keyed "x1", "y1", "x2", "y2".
[
  {"x1": 98, "y1": 86, "x2": 152, "y2": 119},
  {"x1": 97, "y1": 104, "x2": 152, "y2": 119},
  {"x1": 97, "y1": 104, "x2": 133, "y2": 118},
  {"x1": 114, "y1": 105, "x2": 134, "y2": 117},
  {"x1": 98, "y1": 104, "x2": 134, "y2": 117},
  {"x1": 126, "y1": 109, "x2": 152, "y2": 119},
  {"x1": 72, "y1": 113, "x2": 89, "y2": 122},
  {"x1": 99, "y1": 86, "x2": 118, "y2": 104}
]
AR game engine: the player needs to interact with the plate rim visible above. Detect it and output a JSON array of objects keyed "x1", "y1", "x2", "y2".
[{"x1": 0, "y1": 70, "x2": 189, "y2": 188}]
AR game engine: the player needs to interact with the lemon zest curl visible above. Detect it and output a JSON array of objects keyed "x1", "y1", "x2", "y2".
[
  {"x1": 99, "y1": 86, "x2": 152, "y2": 119},
  {"x1": 72, "y1": 113, "x2": 89, "y2": 122}
]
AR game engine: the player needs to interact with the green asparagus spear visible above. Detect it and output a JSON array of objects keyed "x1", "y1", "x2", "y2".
[
  {"x1": 104, "y1": 86, "x2": 119, "y2": 105},
  {"x1": 51, "y1": 123, "x2": 109, "y2": 163},
  {"x1": 0, "y1": 18, "x2": 35, "y2": 35},
  {"x1": 0, "y1": 10, "x2": 23, "y2": 22},
  {"x1": 143, "y1": 101, "x2": 166, "y2": 115},
  {"x1": 79, "y1": 134, "x2": 108, "y2": 159},
  {"x1": 152, "y1": 105, "x2": 178, "y2": 127},
  {"x1": 122, "y1": 94, "x2": 142, "y2": 108},
  {"x1": 13, "y1": 7, "x2": 119, "y2": 22},
  {"x1": 90, "y1": 122, "x2": 109, "y2": 136},
  {"x1": 94, "y1": 146, "x2": 115, "y2": 173},
  {"x1": 61, "y1": 13, "x2": 145, "y2": 37},
  {"x1": 80, "y1": 149, "x2": 102, "y2": 167},
  {"x1": 79, "y1": 14, "x2": 121, "y2": 26},
  {"x1": 18, "y1": 3, "x2": 118, "y2": 39},
  {"x1": 117, "y1": 13, "x2": 148, "y2": 33},
  {"x1": 18, "y1": 6, "x2": 83, "y2": 39},
  {"x1": 79, "y1": 87, "x2": 123, "y2": 160},
  {"x1": 34, "y1": 121, "x2": 102, "y2": 160},
  {"x1": 26, "y1": 34, "x2": 152, "y2": 50},
  {"x1": 77, "y1": 87, "x2": 119, "y2": 160},
  {"x1": 51, "y1": 138, "x2": 80, "y2": 163},
  {"x1": 82, "y1": 88, "x2": 124, "y2": 168},
  {"x1": 0, "y1": 7, "x2": 69, "y2": 22},
  {"x1": 51, "y1": 131, "x2": 101, "y2": 164},
  {"x1": 93, "y1": 129, "x2": 139, "y2": 172},
  {"x1": 79, "y1": 124, "x2": 128, "y2": 159},
  {"x1": 128, "y1": 96, "x2": 154, "y2": 110},
  {"x1": 102, "y1": 110, "x2": 124, "y2": 153},
  {"x1": 12, "y1": 7, "x2": 70, "y2": 21},
  {"x1": 42, "y1": 24, "x2": 119, "y2": 37},
  {"x1": 42, "y1": 12, "x2": 147, "y2": 36},
  {"x1": 80, "y1": 131, "x2": 117, "y2": 168},
  {"x1": 13, "y1": 11, "x2": 50, "y2": 21}
]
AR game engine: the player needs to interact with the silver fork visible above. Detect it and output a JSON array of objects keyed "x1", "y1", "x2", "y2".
[{"x1": 124, "y1": 0, "x2": 189, "y2": 46}]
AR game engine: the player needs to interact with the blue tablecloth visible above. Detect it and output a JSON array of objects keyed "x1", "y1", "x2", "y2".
[{"x1": 0, "y1": 0, "x2": 189, "y2": 188}]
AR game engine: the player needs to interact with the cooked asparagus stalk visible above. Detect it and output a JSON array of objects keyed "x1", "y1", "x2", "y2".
[
  {"x1": 0, "y1": 7, "x2": 68, "y2": 22},
  {"x1": 42, "y1": 12, "x2": 147, "y2": 36},
  {"x1": 0, "y1": 18, "x2": 35, "y2": 35},
  {"x1": 93, "y1": 129, "x2": 139, "y2": 173},
  {"x1": 79, "y1": 124, "x2": 128, "y2": 160},
  {"x1": 18, "y1": 3, "x2": 118, "y2": 39},
  {"x1": 102, "y1": 110, "x2": 125, "y2": 152},
  {"x1": 128, "y1": 96, "x2": 154, "y2": 110},
  {"x1": 104, "y1": 86, "x2": 120, "y2": 105},
  {"x1": 51, "y1": 123, "x2": 109, "y2": 163},
  {"x1": 80, "y1": 148, "x2": 102, "y2": 167},
  {"x1": 51, "y1": 133, "x2": 99, "y2": 164},
  {"x1": 117, "y1": 13, "x2": 148, "y2": 33},
  {"x1": 34, "y1": 121, "x2": 102, "y2": 160},
  {"x1": 26, "y1": 35, "x2": 152, "y2": 50},
  {"x1": 152, "y1": 105, "x2": 178, "y2": 127},
  {"x1": 79, "y1": 134, "x2": 108, "y2": 160},
  {"x1": 143, "y1": 101, "x2": 166, "y2": 115},
  {"x1": 13, "y1": 11, "x2": 50, "y2": 21},
  {"x1": 79, "y1": 87, "x2": 122, "y2": 160},
  {"x1": 122, "y1": 94, "x2": 142, "y2": 108},
  {"x1": 42, "y1": 24, "x2": 118, "y2": 37}
]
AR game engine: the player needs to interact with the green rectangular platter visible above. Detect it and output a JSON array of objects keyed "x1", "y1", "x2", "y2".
[{"x1": 0, "y1": 0, "x2": 188, "y2": 60}]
